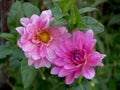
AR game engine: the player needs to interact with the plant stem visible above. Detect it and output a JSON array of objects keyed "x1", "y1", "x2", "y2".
[
  {"x1": 78, "y1": 75, "x2": 83, "y2": 90},
  {"x1": 39, "y1": 69, "x2": 46, "y2": 80}
]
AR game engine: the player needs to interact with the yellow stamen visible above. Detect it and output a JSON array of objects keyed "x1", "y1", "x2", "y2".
[{"x1": 36, "y1": 30, "x2": 51, "y2": 44}]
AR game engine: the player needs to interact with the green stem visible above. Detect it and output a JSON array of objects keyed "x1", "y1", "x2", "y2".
[
  {"x1": 78, "y1": 76, "x2": 84, "y2": 90},
  {"x1": 39, "y1": 69, "x2": 46, "y2": 80}
]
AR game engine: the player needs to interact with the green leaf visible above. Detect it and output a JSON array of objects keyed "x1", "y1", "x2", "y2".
[
  {"x1": 7, "y1": 1, "x2": 24, "y2": 31},
  {"x1": 21, "y1": 58, "x2": 37, "y2": 88},
  {"x1": 23, "y1": 2, "x2": 40, "y2": 17},
  {"x1": 51, "y1": 7, "x2": 63, "y2": 19},
  {"x1": 0, "y1": 46, "x2": 12, "y2": 59},
  {"x1": 51, "y1": 18, "x2": 68, "y2": 27},
  {"x1": 0, "y1": 33, "x2": 15, "y2": 43},
  {"x1": 58, "y1": 0, "x2": 75, "y2": 14},
  {"x1": 79, "y1": 7, "x2": 98, "y2": 14},
  {"x1": 82, "y1": 16, "x2": 104, "y2": 34},
  {"x1": 108, "y1": 14, "x2": 120, "y2": 25},
  {"x1": 92, "y1": 0, "x2": 107, "y2": 7},
  {"x1": 70, "y1": 7, "x2": 88, "y2": 30}
]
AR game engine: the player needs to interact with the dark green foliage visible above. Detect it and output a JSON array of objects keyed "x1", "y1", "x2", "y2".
[{"x1": 0, "y1": 0, "x2": 120, "y2": 90}]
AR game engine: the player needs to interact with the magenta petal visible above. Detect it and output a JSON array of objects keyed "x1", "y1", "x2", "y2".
[
  {"x1": 58, "y1": 68, "x2": 72, "y2": 77},
  {"x1": 89, "y1": 51, "x2": 106, "y2": 66},
  {"x1": 82, "y1": 66, "x2": 95, "y2": 79},
  {"x1": 65, "y1": 73, "x2": 75, "y2": 85},
  {"x1": 16, "y1": 27, "x2": 24, "y2": 35},
  {"x1": 74, "y1": 69, "x2": 82, "y2": 78},
  {"x1": 54, "y1": 58, "x2": 65, "y2": 66},
  {"x1": 20, "y1": 18, "x2": 30, "y2": 26},
  {"x1": 51, "y1": 67, "x2": 61, "y2": 75},
  {"x1": 86, "y1": 29, "x2": 94, "y2": 39},
  {"x1": 85, "y1": 39, "x2": 96, "y2": 52},
  {"x1": 64, "y1": 64, "x2": 75, "y2": 69}
]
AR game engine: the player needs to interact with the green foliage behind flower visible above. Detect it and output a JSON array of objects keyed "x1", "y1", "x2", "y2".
[{"x1": 0, "y1": 0, "x2": 120, "y2": 90}]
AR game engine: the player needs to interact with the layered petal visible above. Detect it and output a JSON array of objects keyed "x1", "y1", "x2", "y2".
[{"x1": 82, "y1": 66, "x2": 95, "y2": 79}]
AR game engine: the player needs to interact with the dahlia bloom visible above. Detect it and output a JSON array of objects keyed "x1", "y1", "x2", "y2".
[
  {"x1": 51, "y1": 29, "x2": 106, "y2": 84},
  {"x1": 16, "y1": 10, "x2": 69, "y2": 68}
]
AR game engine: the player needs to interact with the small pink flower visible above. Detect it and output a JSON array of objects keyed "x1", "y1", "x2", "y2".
[
  {"x1": 51, "y1": 29, "x2": 106, "y2": 84},
  {"x1": 16, "y1": 10, "x2": 70, "y2": 68}
]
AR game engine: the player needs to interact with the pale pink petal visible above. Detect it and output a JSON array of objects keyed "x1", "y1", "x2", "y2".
[
  {"x1": 51, "y1": 67, "x2": 61, "y2": 75},
  {"x1": 40, "y1": 45, "x2": 47, "y2": 58},
  {"x1": 32, "y1": 46, "x2": 41, "y2": 60},
  {"x1": 31, "y1": 14, "x2": 40, "y2": 23},
  {"x1": 39, "y1": 10, "x2": 52, "y2": 29},
  {"x1": 51, "y1": 26, "x2": 68, "y2": 37},
  {"x1": 16, "y1": 27, "x2": 24, "y2": 35},
  {"x1": 22, "y1": 41, "x2": 35, "y2": 52},
  {"x1": 46, "y1": 48, "x2": 56, "y2": 62},
  {"x1": 82, "y1": 66, "x2": 95, "y2": 79},
  {"x1": 86, "y1": 29, "x2": 94, "y2": 39},
  {"x1": 26, "y1": 23, "x2": 38, "y2": 33},
  {"x1": 65, "y1": 73, "x2": 75, "y2": 85},
  {"x1": 28, "y1": 58, "x2": 34, "y2": 66},
  {"x1": 58, "y1": 68, "x2": 72, "y2": 77},
  {"x1": 40, "y1": 58, "x2": 51, "y2": 68},
  {"x1": 34, "y1": 60, "x2": 41, "y2": 69},
  {"x1": 20, "y1": 18, "x2": 30, "y2": 26}
]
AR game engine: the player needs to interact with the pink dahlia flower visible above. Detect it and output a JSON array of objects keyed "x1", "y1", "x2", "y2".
[
  {"x1": 16, "y1": 10, "x2": 69, "y2": 68},
  {"x1": 51, "y1": 29, "x2": 106, "y2": 84}
]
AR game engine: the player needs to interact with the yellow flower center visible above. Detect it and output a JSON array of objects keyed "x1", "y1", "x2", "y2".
[{"x1": 36, "y1": 30, "x2": 51, "y2": 44}]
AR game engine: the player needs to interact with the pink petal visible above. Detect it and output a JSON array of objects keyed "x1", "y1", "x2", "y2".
[
  {"x1": 51, "y1": 26, "x2": 69, "y2": 37},
  {"x1": 34, "y1": 58, "x2": 51, "y2": 68},
  {"x1": 51, "y1": 67, "x2": 61, "y2": 75},
  {"x1": 89, "y1": 51, "x2": 106, "y2": 66},
  {"x1": 64, "y1": 64, "x2": 75, "y2": 69},
  {"x1": 22, "y1": 41, "x2": 35, "y2": 52},
  {"x1": 16, "y1": 27, "x2": 24, "y2": 35},
  {"x1": 40, "y1": 58, "x2": 51, "y2": 68},
  {"x1": 30, "y1": 14, "x2": 40, "y2": 23},
  {"x1": 85, "y1": 39, "x2": 96, "y2": 53},
  {"x1": 86, "y1": 29, "x2": 94, "y2": 39},
  {"x1": 54, "y1": 58, "x2": 65, "y2": 66},
  {"x1": 39, "y1": 10, "x2": 52, "y2": 29},
  {"x1": 32, "y1": 46, "x2": 41, "y2": 60},
  {"x1": 82, "y1": 66, "x2": 95, "y2": 79},
  {"x1": 26, "y1": 23, "x2": 38, "y2": 33},
  {"x1": 28, "y1": 58, "x2": 34, "y2": 66},
  {"x1": 34, "y1": 60, "x2": 41, "y2": 68},
  {"x1": 58, "y1": 68, "x2": 72, "y2": 77},
  {"x1": 46, "y1": 47, "x2": 56, "y2": 62},
  {"x1": 40, "y1": 45, "x2": 47, "y2": 58},
  {"x1": 74, "y1": 69, "x2": 82, "y2": 78},
  {"x1": 65, "y1": 73, "x2": 75, "y2": 85},
  {"x1": 20, "y1": 18, "x2": 30, "y2": 26}
]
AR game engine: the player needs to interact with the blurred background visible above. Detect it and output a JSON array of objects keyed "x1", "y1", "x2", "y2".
[{"x1": 0, "y1": 0, "x2": 120, "y2": 90}]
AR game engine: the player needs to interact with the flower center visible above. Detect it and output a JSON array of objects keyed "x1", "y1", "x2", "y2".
[
  {"x1": 71, "y1": 50, "x2": 85, "y2": 64},
  {"x1": 36, "y1": 30, "x2": 51, "y2": 44}
]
